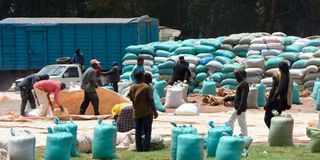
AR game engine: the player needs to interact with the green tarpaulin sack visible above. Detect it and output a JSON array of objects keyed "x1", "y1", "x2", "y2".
[
  {"x1": 45, "y1": 128, "x2": 73, "y2": 160},
  {"x1": 256, "y1": 83, "x2": 266, "y2": 107},
  {"x1": 140, "y1": 45, "x2": 155, "y2": 55},
  {"x1": 200, "y1": 80, "x2": 216, "y2": 96},
  {"x1": 291, "y1": 59, "x2": 308, "y2": 69},
  {"x1": 92, "y1": 118, "x2": 117, "y2": 159},
  {"x1": 196, "y1": 65, "x2": 208, "y2": 73},
  {"x1": 210, "y1": 72, "x2": 223, "y2": 83},
  {"x1": 174, "y1": 46, "x2": 196, "y2": 55},
  {"x1": 157, "y1": 61, "x2": 175, "y2": 69},
  {"x1": 312, "y1": 78, "x2": 320, "y2": 100},
  {"x1": 125, "y1": 45, "x2": 142, "y2": 54},
  {"x1": 194, "y1": 45, "x2": 215, "y2": 53},
  {"x1": 215, "y1": 134, "x2": 244, "y2": 160},
  {"x1": 122, "y1": 53, "x2": 138, "y2": 61},
  {"x1": 222, "y1": 64, "x2": 242, "y2": 73},
  {"x1": 268, "y1": 114, "x2": 294, "y2": 146},
  {"x1": 122, "y1": 65, "x2": 134, "y2": 73},
  {"x1": 265, "y1": 57, "x2": 285, "y2": 70},
  {"x1": 306, "y1": 127, "x2": 320, "y2": 153},
  {"x1": 154, "y1": 80, "x2": 167, "y2": 98},
  {"x1": 206, "y1": 121, "x2": 233, "y2": 158},
  {"x1": 53, "y1": 117, "x2": 79, "y2": 157},
  {"x1": 213, "y1": 49, "x2": 236, "y2": 59},
  {"x1": 292, "y1": 82, "x2": 302, "y2": 104},
  {"x1": 316, "y1": 89, "x2": 320, "y2": 111},
  {"x1": 153, "y1": 89, "x2": 166, "y2": 112},
  {"x1": 195, "y1": 72, "x2": 209, "y2": 82},
  {"x1": 302, "y1": 46, "x2": 319, "y2": 53},
  {"x1": 200, "y1": 39, "x2": 221, "y2": 48},
  {"x1": 176, "y1": 134, "x2": 202, "y2": 160},
  {"x1": 215, "y1": 56, "x2": 233, "y2": 65},
  {"x1": 170, "y1": 122, "x2": 197, "y2": 160}
]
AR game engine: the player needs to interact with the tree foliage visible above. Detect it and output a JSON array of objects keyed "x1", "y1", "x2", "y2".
[{"x1": 0, "y1": 0, "x2": 320, "y2": 38}]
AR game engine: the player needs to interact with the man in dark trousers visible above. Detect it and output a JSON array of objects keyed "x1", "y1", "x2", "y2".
[
  {"x1": 105, "y1": 61, "x2": 121, "y2": 92},
  {"x1": 170, "y1": 56, "x2": 191, "y2": 85},
  {"x1": 79, "y1": 59, "x2": 100, "y2": 115},
  {"x1": 19, "y1": 73, "x2": 49, "y2": 116},
  {"x1": 224, "y1": 68, "x2": 249, "y2": 136},
  {"x1": 264, "y1": 61, "x2": 293, "y2": 128},
  {"x1": 72, "y1": 48, "x2": 84, "y2": 69},
  {"x1": 128, "y1": 71, "x2": 158, "y2": 152}
]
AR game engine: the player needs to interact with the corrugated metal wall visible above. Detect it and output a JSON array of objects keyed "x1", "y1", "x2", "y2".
[{"x1": 0, "y1": 19, "x2": 159, "y2": 71}]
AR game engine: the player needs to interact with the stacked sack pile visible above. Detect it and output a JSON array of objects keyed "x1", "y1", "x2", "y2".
[{"x1": 119, "y1": 32, "x2": 320, "y2": 94}]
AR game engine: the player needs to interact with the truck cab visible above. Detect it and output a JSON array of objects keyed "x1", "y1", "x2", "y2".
[{"x1": 16, "y1": 64, "x2": 83, "y2": 89}]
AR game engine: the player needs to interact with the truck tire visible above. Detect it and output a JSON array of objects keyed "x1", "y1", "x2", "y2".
[{"x1": 56, "y1": 57, "x2": 71, "y2": 64}]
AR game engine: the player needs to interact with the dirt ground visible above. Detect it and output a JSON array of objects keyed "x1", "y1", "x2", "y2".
[{"x1": 0, "y1": 90, "x2": 319, "y2": 147}]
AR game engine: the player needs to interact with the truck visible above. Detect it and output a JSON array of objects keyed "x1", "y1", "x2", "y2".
[
  {"x1": 0, "y1": 16, "x2": 159, "y2": 91},
  {"x1": 15, "y1": 64, "x2": 83, "y2": 90}
]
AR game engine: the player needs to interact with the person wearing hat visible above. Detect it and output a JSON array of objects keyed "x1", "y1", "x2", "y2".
[
  {"x1": 105, "y1": 61, "x2": 121, "y2": 92},
  {"x1": 71, "y1": 48, "x2": 84, "y2": 69},
  {"x1": 79, "y1": 59, "x2": 100, "y2": 115},
  {"x1": 33, "y1": 80, "x2": 66, "y2": 116},
  {"x1": 19, "y1": 73, "x2": 49, "y2": 116}
]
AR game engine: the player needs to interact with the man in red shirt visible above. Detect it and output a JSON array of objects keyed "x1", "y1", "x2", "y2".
[{"x1": 33, "y1": 80, "x2": 66, "y2": 116}]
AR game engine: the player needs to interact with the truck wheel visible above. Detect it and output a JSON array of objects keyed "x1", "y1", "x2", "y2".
[
  {"x1": 0, "y1": 71, "x2": 14, "y2": 91},
  {"x1": 56, "y1": 57, "x2": 71, "y2": 64}
]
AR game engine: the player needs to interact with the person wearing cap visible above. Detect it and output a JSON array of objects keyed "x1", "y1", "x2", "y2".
[
  {"x1": 72, "y1": 48, "x2": 84, "y2": 69},
  {"x1": 131, "y1": 57, "x2": 145, "y2": 83},
  {"x1": 170, "y1": 56, "x2": 191, "y2": 85},
  {"x1": 19, "y1": 73, "x2": 49, "y2": 116},
  {"x1": 79, "y1": 59, "x2": 100, "y2": 115},
  {"x1": 33, "y1": 80, "x2": 66, "y2": 116},
  {"x1": 105, "y1": 61, "x2": 121, "y2": 92}
]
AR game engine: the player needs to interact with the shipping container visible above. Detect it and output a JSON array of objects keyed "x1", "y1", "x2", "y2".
[{"x1": 0, "y1": 15, "x2": 159, "y2": 90}]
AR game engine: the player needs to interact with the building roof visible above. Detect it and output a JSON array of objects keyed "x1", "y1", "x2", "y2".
[{"x1": 0, "y1": 15, "x2": 156, "y2": 26}]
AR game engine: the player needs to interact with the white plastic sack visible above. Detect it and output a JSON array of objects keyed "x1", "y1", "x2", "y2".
[
  {"x1": 174, "y1": 103, "x2": 200, "y2": 116},
  {"x1": 299, "y1": 53, "x2": 314, "y2": 59},
  {"x1": 205, "y1": 60, "x2": 223, "y2": 71},
  {"x1": 164, "y1": 86, "x2": 186, "y2": 108},
  {"x1": 122, "y1": 60, "x2": 137, "y2": 66},
  {"x1": 304, "y1": 72, "x2": 320, "y2": 81},
  {"x1": 290, "y1": 69, "x2": 306, "y2": 79},
  {"x1": 251, "y1": 38, "x2": 264, "y2": 44},
  {"x1": 154, "y1": 57, "x2": 168, "y2": 63},
  {"x1": 249, "y1": 44, "x2": 267, "y2": 51},
  {"x1": 8, "y1": 129, "x2": 35, "y2": 160},
  {"x1": 261, "y1": 49, "x2": 282, "y2": 56},
  {"x1": 77, "y1": 134, "x2": 93, "y2": 153},
  {"x1": 247, "y1": 87, "x2": 259, "y2": 109},
  {"x1": 305, "y1": 65, "x2": 319, "y2": 73},
  {"x1": 267, "y1": 43, "x2": 285, "y2": 50},
  {"x1": 261, "y1": 77, "x2": 273, "y2": 87},
  {"x1": 245, "y1": 68, "x2": 263, "y2": 77},
  {"x1": 246, "y1": 50, "x2": 261, "y2": 57},
  {"x1": 247, "y1": 76, "x2": 263, "y2": 84},
  {"x1": 245, "y1": 58, "x2": 265, "y2": 69},
  {"x1": 118, "y1": 81, "x2": 132, "y2": 96}
]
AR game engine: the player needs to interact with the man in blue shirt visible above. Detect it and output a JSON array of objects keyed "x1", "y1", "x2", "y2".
[
  {"x1": 72, "y1": 48, "x2": 84, "y2": 69},
  {"x1": 131, "y1": 57, "x2": 145, "y2": 83}
]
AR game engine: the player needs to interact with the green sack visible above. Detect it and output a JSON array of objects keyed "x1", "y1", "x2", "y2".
[
  {"x1": 174, "y1": 46, "x2": 196, "y2": 55},
  {"x1": 265, "y1": 57, "x2": 285, "y2": 70},
  {"x1": 153, "y1": 89, "x2": 166, "y2": 112},
  {"x1": 277, "y1": 52, "x2": 299, "y2": 62},
  {"x1": 237, "y1": 51, "x2": 247, "y2": 57},
  {"x1": 213, "y1": 49, "x2": 236, "y2": 59},
  {"x1": 158, "y1": 68, "x2": 174, "y2": 75},
  {"x1": 256, "y1": 83, "x2": 266, "y2": 107},
  {"x1": 92, "y1": 118, "x2": 117, "y2": 159},
  {"x1": 125, "y1": 45, "x2": 142, "y2": 54},
  {"x1": 177, "y1": 134, "x2": 202, "y2": 160},
  {"x1": 140, "y1": 45, "x2": 155, "y2": 55},
  {"x1": 221, "y1": 78, "x2": 238, "y2": 86},
  {"x1": 302, "y1": 46, "x2": 319, "y2": 53},
  {"x1": 215, "y1": 56, "x2": 233, "y2": 65},
  {"x1": 200, "y1": 39, "x2": 221, "y2": 48},
  {"x1": 120, "y1": 72, "x2": 131, "y2": 80},
  {"x1": 53, "y1": 117, "x2": 79, "y2": 157},
  {"x1": 268, "y1": 115, "x2": 294, "y2": 146},
  {"x1": 122, "y1": 53, "x2": 138, "y2": 61},
  {"x1": 195, "y1": 72, "x2": 209, "y2": 82},
  {"x1": 215, "y1": 135, "x2": 244, "y2": 160},
  {"x1": 154, "y1": 43, "x2": 172, "y2": 51},
  {"x1": 154, "y1": 80, "x2": 167, "y2": 98},
  {"x1": 292, "y1": 59, "x2": 308, "y2": 69},
  {"x1": 292, "y1": 82, "x2": 302, "y2": 104},
  {"x1": 286, "y1": 45, "x2": 303, "y2": 52},
  {"x1": 210, "y1": 72, "x2": 223, "y2": 83},
  {"x1": 200, "y1": 80, "x2": 216, "y2": 96},
  {"x1": 196, "y1": 65, "x2": 208, "y2": 73},
  {"x1": 222, "y1": 72, "x2": 235, "y2": 79},
  {"x1": 222, "y1": 64, "x2": 242, "y2": 73},
  {"x1": 306, "y1": 127, "x2": 320, "y2": 153},
  {"x1": 316, "y1": 89, "x2": 320, "y2": 111},
  {"x1": 158, "y1": 61, "x2": 175, "y2": 69},
  {"x1": 122, "y1": 65, "x2": 134, "y2": 73},
  {"x1": 246, "y1": 55, "x2": 264, "y2": 59},
  {"x1": 194, "y1": 45, "x2": 215, "y2": 53},
  {"x1": 45, "y1": 128, "x2": 73, "y2": 160},
  {"x1": 222, "y1": 84, "x2": 238, "y2": 90},
  {"x1": 206, "y1": 121, "x2": 233, "y2": 158},
  {"x1": 312, "y1": 78, "x2": 320, "y2": 100},
  {"x1": 171, "y1": 123, "x2": 197, "y2": 160}
]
